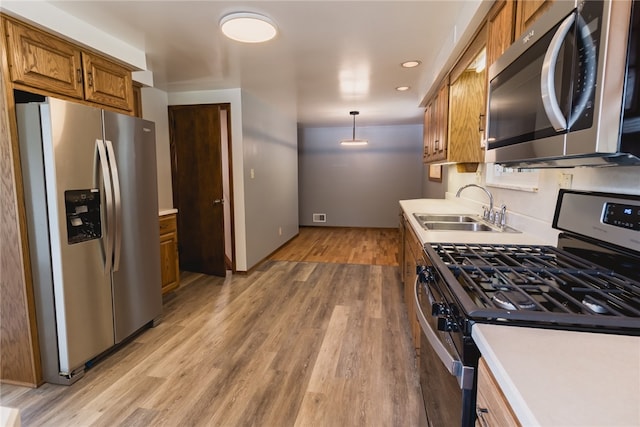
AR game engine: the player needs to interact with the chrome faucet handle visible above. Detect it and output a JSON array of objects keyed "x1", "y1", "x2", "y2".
[
  {"x1": 499, "y1": 204, "x2": 507, "y2": 227},
  {"x1": 489, "y1": 209, "x2": 496, "y2": 223},
  {"x1": 493, "y1": 210, "x2": 501, "y2": 225},
  {"x1": 482, "y1": 206, "x2": 490, "y2": 220}
]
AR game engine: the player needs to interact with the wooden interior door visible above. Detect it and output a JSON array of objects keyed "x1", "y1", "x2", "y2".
[{"x1": 169, "y1": 104, "x2": 226, "y2": 276}]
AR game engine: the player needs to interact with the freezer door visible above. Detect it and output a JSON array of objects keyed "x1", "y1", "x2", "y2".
[
  {"x1": 37, "y1": 98, "x2": 115, "y2": 375},
  {"x1": 103, "y1": 111, "x2": 162, "y2": 342}
]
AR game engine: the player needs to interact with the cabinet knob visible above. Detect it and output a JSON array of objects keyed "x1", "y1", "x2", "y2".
[{"x1": 76, "y1": 68, "x2": 82, "y2": 83}]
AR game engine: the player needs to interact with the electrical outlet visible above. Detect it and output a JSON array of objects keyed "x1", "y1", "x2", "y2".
[
  {"x1": 250, "y1": 168, "x2": 255, "y2": 179},
  {"x1": 559, "y1": 173, "x2": 573, "y2": 188},
  {"x1": 278, "y1": 227, "x2": 282, "y2": 236}
]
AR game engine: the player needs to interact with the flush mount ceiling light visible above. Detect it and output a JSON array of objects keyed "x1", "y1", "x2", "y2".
[
  {"x1": 401, "y1": 60, "x2": 421, "y2": 68},
  {"x1": 220, "y1": 12, "x2": 277, "y2": 43},
  {"x1": 396, "y1": 86, "x2": 410, "y2": 91},
  {"x1": 341, "y1": 111, "x2": 368, "y2": 146}
]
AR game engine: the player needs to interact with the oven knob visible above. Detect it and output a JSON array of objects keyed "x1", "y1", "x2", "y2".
[
  {"x1": 432, "y1": 302, "x2": 449, "y2": 316},
  {"x1": 437, "y1": 317, "x2": 459, "y2": 332},
  {"x1": 417, "y1": 266, "x2": 434, "y2": 283}
]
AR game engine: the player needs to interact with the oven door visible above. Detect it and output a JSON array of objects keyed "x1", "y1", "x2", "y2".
[{"x1": 414, "y1": 274, "x2": 475, "y2": 427}]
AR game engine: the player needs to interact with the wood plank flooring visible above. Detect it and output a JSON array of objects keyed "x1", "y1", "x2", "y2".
[
  {"x1": 1, "y1": 228, "x2": 421, "y2": 426},
  {"x1": 270, "y1": 226, "x2": 400, "y2": 266}
]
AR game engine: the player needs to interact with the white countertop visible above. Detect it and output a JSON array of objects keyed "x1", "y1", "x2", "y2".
[
  {"x1": 399, "y1": 198, "x2": 557, "y2": 246},
  {"x1": 159, "y1": 208, "x2": 178, "y2": 216},
  {"x1": 473, "y1": 324, "x2": 640, "y2": 427}
]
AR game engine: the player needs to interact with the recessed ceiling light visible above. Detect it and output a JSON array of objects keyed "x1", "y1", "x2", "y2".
[
  {"x1": 220, "y1": 12, "x2": 277, "y2": 43},
  {"x1": 396, "y1": 86, "x2": 410, "y2": 91},
  {"x1": 401, "y1": 60, "x2": 421, "y2": 68}
]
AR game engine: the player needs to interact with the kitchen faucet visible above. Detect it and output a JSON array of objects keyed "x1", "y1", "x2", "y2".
[{"x1": 455, "y1": 184, "x2": 494, "y2": 221}]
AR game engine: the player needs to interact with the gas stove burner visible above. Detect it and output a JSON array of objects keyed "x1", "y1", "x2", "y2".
[
  {"x1": 582, "y1": 298, "x2": 608, "y2": 314},
  {"x1": 492, "y1": 291, "x2": 537, "y2": 311}
]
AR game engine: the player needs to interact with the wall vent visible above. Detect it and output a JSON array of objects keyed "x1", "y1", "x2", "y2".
[{"x1": 312, "y1": 213, "x2": 327, "y2": 223}]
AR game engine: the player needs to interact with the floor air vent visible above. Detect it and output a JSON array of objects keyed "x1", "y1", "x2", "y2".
[{"x1": 312, "y1": 213, "x2": 326, "y2": 223}]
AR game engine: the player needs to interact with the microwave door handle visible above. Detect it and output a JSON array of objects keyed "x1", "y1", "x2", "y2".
[
  {"x1": 413, "y1": 277, "x2": 463, "y2": 382},
  {"x1": 541, "y1": 12, "x2": 575, "y2": 132},
  {"x1": 95, "y1": 139, "x2": 113, "y2": 273},
  {"x1": 567, "y1": 13, "x2": 597, "y2": 128}
]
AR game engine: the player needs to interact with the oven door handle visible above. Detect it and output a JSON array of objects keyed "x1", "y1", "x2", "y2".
[{"x1": 414, "y1": 277, "x2": 474, "y2": 390}]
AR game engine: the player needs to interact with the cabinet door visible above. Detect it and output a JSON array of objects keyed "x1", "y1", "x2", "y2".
[
  {"x1": 432, "y1": 82, "x2": 449, "y2": 162},
  {"x1": 4, "y1": 18, "x2": 84, "y2": 99},
  {"x1": 448, "y1": 69, "x2": 485, "y2": 163},
  {"x1": 423, "y1": 103, "x2": 433, "y2": 163},
  {"x1": 476, "y1": 358, "x2": 521, "y2": 426},
  {"x1": 82, "y1": 52, "x2": 133, "y2": 111},
  {"x1": 487, "y1": 0, "x2": 516, "y2": 68},
  {"x1": 515, "y1": 0, "x2": 554, "y2": 39},
  {"x1": 403, "y1": 218, "x2": 422, "y2": 355},
  {"x1": 159, "y1": 214, "x2": 180, "y2": 295}
]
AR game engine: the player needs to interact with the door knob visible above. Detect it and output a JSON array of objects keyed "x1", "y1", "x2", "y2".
[{"x1": 213, "y1": 199, "x2": 224, "y2": 205}]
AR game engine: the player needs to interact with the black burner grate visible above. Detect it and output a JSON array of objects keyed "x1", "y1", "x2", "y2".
[{"x1": 430, "y1": 243, "x2": 640, "y2": 319}]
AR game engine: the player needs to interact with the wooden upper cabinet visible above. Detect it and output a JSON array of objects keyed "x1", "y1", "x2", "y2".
[
  {"x1": 423, "y1": 79, "x2": 449, "y2": 164},
  {"x1": 445, "y1": 25, "x2": 487, "y2": 168},
  {"x1": 4, "y1": 18, "x2": 84, "y2": 99},
  {"x1": 515, "y1": 0, "x2": 554, "y2": 39},
  {"x1": 3, "y1": 16, "x2": 134, "y2": 112},
  {"x1": 422, "y1": 103, "x2": 432, "y2": 162},
  {"x1": 487, "y1": 0, "x2": 516, "y2": 69},
  {"x1": 82, "y1": 52, "x2": 133, "y2": 111},
  {"x1": 433, "y1": 82, "x2": 448, "y2": 161}
]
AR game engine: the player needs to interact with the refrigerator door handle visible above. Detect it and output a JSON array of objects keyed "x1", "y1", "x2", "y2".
[
  {"x1": 105, "y1": 139, "x2": 122, "y2": 272},
  {"x1": 95, "y1": 139, "x2": 114, "y2": 273}
]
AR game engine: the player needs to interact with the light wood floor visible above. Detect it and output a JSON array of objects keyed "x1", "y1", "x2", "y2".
[
  {"x1": 270, "y1": 226, "x2": 400, "y2": 266},
  {"x1": 1, "y1": 228, "x2": 421, "y2": 426}
]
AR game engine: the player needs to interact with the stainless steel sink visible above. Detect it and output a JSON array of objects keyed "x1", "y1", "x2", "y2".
[
  {"x1": 412, "y1": 212, "x2": 520, "y2": 233},
  {"x1": 413, "y1": 214, "x2": 478, "y2": 223},
  {"x1": 423, "y1": 222, "x2": 494, "y2": 231}
]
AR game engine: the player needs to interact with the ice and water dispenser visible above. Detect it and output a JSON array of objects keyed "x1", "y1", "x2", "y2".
[{"x1": 64, "y1": 189, "x2": 102, "y2": 244}]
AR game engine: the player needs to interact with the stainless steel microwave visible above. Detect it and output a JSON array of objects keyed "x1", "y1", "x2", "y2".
[{"x1": 485, "y1": 0, "x2": 640, "y2": 168}]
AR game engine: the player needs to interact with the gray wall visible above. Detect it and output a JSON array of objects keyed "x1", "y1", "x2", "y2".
[
  {"x1": 241, "y1": 91, "x2": 299, "y2": 269},
  {"x1": 299, "y1": 124, "x2": 423, "y2": 228},
  {"x1": 422, "y1": 164, "x2": 448, "y2": 199}
]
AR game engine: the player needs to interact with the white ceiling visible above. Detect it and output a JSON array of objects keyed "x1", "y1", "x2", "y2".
[{"x1": 39, "y1": 1, "x2": 486, "y2": 127}]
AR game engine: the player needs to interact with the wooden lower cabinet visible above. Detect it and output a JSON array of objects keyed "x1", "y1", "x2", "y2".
[
  {"x1": 476, "y1": 357, "x2": 521, "y2": 427},
  {"x1": 401, "y1": 214, "x2": 423, "y2": 356},
  {"x1": 159, "y1": 213, "x2": 180, "y2": 295}
]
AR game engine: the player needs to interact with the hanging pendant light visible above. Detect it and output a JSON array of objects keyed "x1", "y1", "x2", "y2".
[{"x1": 341, "y1": 111, "x2": 368, "y2": 146}]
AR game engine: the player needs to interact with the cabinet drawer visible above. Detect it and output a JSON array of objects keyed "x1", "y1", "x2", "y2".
[{"x1": 159, "y1": 213, "x2": 177, "y2": 234}]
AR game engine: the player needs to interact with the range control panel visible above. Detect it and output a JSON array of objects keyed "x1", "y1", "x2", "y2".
[
  {"x1": 603, "y1": 202, "x2": 640, "y2": 231},
  {"x1": 553, "y1": 190, "x2": 640, "y2": 253},
  {"x1": 64, "y1": 189, "x2": 102, "y2": 244}
]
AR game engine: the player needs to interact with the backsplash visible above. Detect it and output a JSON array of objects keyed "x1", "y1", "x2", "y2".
[{"x1": 446, "y1": 164, "x2": 640, "y2": 227}]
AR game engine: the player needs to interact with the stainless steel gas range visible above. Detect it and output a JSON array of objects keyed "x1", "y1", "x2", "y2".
[{"x1": 414, "y1": 190, "x2": 640, "y2": 427}]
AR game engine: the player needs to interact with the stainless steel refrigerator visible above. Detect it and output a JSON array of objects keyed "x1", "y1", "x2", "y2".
[{"x1": 17, "y1": 97, "x2": 162, "y2": 385}]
